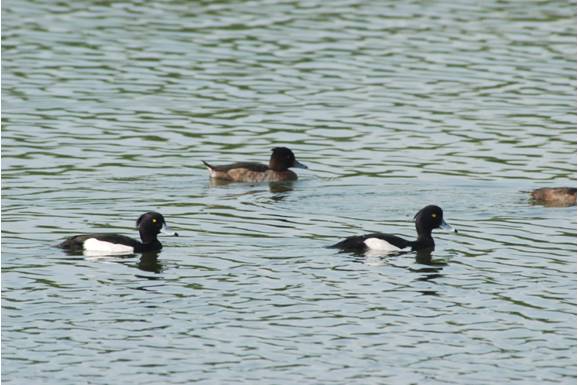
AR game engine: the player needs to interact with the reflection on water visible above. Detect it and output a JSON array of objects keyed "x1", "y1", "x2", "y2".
[
  {"x1": 135, "y1": 252, "x2": 164, "y2": 274},
  {"x1": 346, "y1": 248, "x2": 448, "y2": 269},
  {"x1": 414, "y1": 248, "x2": 449, "y2": 266},
  {"x1": 2, "y1": 0, "x2": 576, "y2": 384},
  {"x1": 60, "y1": 249, "x2": 165, "y2": 274},
  {"x1": 268, "y1": 181, "x2": 296, "y2": 194},
  {"x1": 209, "y1": 177, "x2": 296, "y2": 195}
]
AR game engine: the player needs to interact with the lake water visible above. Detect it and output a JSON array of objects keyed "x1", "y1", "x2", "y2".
[{"x1": 2, "y1": 0, "x2": 576, "y2": 384}]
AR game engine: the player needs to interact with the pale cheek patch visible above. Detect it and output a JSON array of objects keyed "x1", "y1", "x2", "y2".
[
  {"x1": 364, "y1": 238, "x2": 405, "y2": 251},
  {"x1": 83, "y1": 238, "x2": 134, "y2": 254}
]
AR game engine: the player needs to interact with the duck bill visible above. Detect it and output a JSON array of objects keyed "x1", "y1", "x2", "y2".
[
  {"x1": 439, "y1": 219, "x2": 457, "y2": 233},
  {"x1": 160, "y1": 223, "x2": 179, "y2": 237},
  {"x1": 292, "y1": 160, "x2": 308, "y2": 169}
]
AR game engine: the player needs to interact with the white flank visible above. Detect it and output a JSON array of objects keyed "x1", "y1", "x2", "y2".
[
  {"x1": 83, "y1": 238, "x2": 134, "y2": 254},
  {"x1": 363, "y1": 238, "x2": 405, "y2": 251}
]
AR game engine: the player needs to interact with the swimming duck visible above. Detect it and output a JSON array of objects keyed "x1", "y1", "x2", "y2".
[
  {"x1": 331, "y1": 205, "x2": 457, "y2": 253},
  {"x1": 531, "y1": 187, "x2": 576, "y2": 206},
  {"x1": 58, "y1": 212, "x2": 178, "y2": 254},
  {"x1": 202, "y1": 147, "x2": 308, "y2": 182}
]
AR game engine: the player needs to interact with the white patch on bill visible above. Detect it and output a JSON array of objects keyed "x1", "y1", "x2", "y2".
[{"x1": 83, "y1": 238, "x2": 134, "y2": 254}]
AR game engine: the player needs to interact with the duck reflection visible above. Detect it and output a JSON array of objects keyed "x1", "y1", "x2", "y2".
[
  {"x1": 414, "y1": 248, "x2": 448, "y2": 266},
  {"x1": 268, "y1": 181, "x2": 295, "y2": 203},
  {"x1": 209, "y1": 177, "x2": 294, "y2": 190},
  {"x1": 207, "y1": 178, "x2": 235, "y2": 188},
  {"x1": 60, "y1": 249, "x2": 165, "y2": 274},
  {"x1": 344, "y1": 247, "x2": 449, "y2": 272},
  {"x1": 207, "y1": 178, "x2": 295, "y2": 201},
  {"x1": 268, "y1": 181, "x2": 295, "y2": 194},
  {"x1": 411, "y1": 249, "x2": 447, "y2": 280},
  {"x1": 62, "y1": 248, "x2": 135, "y2": 260},
  {"x1": 136, "y1": 251, "x2": 164, "y2": 274}
]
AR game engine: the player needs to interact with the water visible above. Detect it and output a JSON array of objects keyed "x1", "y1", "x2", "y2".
[{"x1": 2, "y1": 0, "x2": 576, "y2": 384}]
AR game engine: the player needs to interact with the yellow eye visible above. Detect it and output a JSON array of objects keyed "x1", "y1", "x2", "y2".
[
  {"x1": 152, "y1": 218, "x2": 157, "y2": 223},
  {"x1": 432, "y1": 213, "x2": 437, "y2": 218}
]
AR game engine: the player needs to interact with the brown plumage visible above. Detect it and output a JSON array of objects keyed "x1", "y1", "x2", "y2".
[
  {"x1": 531, "y1": 187, "x2": 576, "y2": 206},
  {"x1": 202, "y1": 147, "x2": 307, "y2": 182}
]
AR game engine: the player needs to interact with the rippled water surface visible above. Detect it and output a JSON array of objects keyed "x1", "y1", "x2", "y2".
[{"x1": 3, "y1": 0, "x2": 576, "y2": 384}]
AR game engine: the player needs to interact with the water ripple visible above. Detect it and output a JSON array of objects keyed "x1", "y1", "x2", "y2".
[{"x1": 3, "y1": 0, "x2": 576, "y2": 384}]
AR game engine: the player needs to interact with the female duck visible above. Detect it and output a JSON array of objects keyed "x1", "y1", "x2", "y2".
[
  {"x1": 202, "y1": 147, "x2": 308, "y2": 182},
  {"x1": 531, "y1": 187, "x2": 576, "y2": 206},
  {"x1": 58, "y1": 212, "x2": 178, "y2": 254},
  {"x1": 331, "y1": 205, "x2": 457, "y2": 252}
]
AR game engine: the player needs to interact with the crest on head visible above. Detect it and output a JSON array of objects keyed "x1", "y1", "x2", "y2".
[
  {"x1": 136, "y1": 212, "x2": 165, "y2": 231},
  {"x1": 414, "y1": 205, "x2": 444, "y2": 229}
]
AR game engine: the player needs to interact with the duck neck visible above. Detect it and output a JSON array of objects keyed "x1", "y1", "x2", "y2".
[
  {"x1": 269, "y1": 158, "x2": 287, "y2": 171},
  {"x1": 139, "y1": 229, "x2": 158, "y2": 245},
  {"x1": 416, "y1": 228, "x2": 435, "y2": 248}
]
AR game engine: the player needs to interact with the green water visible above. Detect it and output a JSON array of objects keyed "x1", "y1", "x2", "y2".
[{"x1": 3, "y1": 0, "x2": 576, "y2": 384}]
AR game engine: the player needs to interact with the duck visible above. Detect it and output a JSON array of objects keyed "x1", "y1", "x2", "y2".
[
  {"x1": 58, "y1": 212, "x2": 178, "y2": 254},
  {"x1": 330, "y1": 205, "x2": 457, "y2": 253},
  {"x1": 202, "y1": 147, "x2": 308, "y2": 182},
  {"x1": 531, "y1": 187, "x2": 576, "y2": 206}
]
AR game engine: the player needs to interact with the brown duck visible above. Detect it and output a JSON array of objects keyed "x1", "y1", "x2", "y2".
[
  {"x1": 202, "y1": 147, "x2": 308, "y2": 182},
  {"x1": 531, "y1": 187, "x2": 576, "y2": 206}
]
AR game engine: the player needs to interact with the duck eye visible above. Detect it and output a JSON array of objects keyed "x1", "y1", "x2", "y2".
[
  {"x1": 152, "y1": 218, "x2": 157, "y2": 223},
  {"x1": 431, "y1": 213, "x2": 437, "y2": 218}
]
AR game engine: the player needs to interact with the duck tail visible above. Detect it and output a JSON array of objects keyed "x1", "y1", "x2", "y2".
[
  {"x1": 57, "y1": 236, "x2": 75, "y2": 249},
  {"x1": 202, "y1": 160, "x2": 219, "y2": 178},
  {"x1": 201, "y1": 160, "x2": 214, "y2": 170},
  {"x1": 57, "y1": 239, "x2": 70, "y2": 249}
]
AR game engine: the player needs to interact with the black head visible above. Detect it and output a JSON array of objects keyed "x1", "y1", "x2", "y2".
[
  {"x1": 269, "y1": 147, "x2": 308, "y2": 171},
  {"x1": 413, "y1": 205, "x2": 457, "y2": 235},
  {"x1": 136, "y1": 212, "x2": 178, "y2": 244}
]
